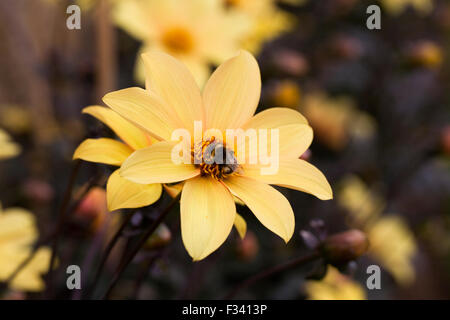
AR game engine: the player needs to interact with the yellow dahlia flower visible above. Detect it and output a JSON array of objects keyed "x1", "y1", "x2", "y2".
[
  {"x1": 112, "y1": 0, "x2": 249, "y2": 86},
  {"x1": 301, "y1": 93, "x2": 376, "y2": 151},
  {"x1": 224, "y1": 0, "x2": 296, "y2": 54},
  {"x1": 99, "y1": 50, "x2": 332, "y2": 260},
  {"x1": 337, "y1": 176, "x2": 417, "y2": 286},
  {"x1": 366, "y1": 216, "x2": 417, "y2": 286},
  {"x1": 0, "y1": 204, "x2": 51, "y2": 292},
  {"x1": 305, "y1": 266, "x2": 366, "y2": 300},
  {"x1": 0, "y1": 129, "x2": 21, "y2": 160},
  {"x1": 337, "y1": 175, "x2": 385, "y2": 226},
  {"x1": 73, "y1": 106, "x2": 162, "y2": 211}
]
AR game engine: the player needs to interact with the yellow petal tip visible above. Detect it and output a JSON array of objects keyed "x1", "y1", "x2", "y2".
[
  {"x1": 72, "y1": 148, "x2": 81, "y2": 160},
  {"x1": 81, "y1": 106, "x2": 94, "y2": 114},
  {"x1": 322, "y1": 188, "x2": 334, "y2": 200},
  {"x1": 191, "y1": 255, "x2": 205, "y2": 262},
  {"x1": 282, "y1": 233, "x2": 293, "y2": 244}
]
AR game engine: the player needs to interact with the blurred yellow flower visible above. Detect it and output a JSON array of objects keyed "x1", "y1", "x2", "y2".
[
  {"x1": 224, "y1": 0, "x2": 295, "y2": 54},
  {"x1": 0, "y1": 204, "x2": 51, "y2": 292},
  {"x1": 0, "y1": 106, "x2": 31, "y2": 135},
  {"x1": 305, "y1": 266, "x2": 366, "y2": 300},
  {"x1": 73, "y1": 106, "x2": 162, "y2": 211},
  {"x1": 407, "y1": 41, "x2": 443, "y2": 69},
  {"x1": 337, "y1": 175, "x2": 385, "y2": 226},
  {"x1": 113, "y1": 0, "x2": 249, "y2": 86},
  {"x1": 301, "y1": 92, "x2": 376, "y2": 150},
  {"x1": 366, "y1": 216, "x2": 417, "y2": 286},
  {"x1": 98, "y1": 50, "x2": 332, "y2": 260},
  {"x1": 380, "y1": 0, "x2": 433, "y2": 15},
  {"x1": 268, "y1": 80, "x2": 302, "y2": 109},
  {"x1": 0, "y1": 129, "x2": 21, "y2": 160},
  {"x1": 337, "y1": 175, "x2": 417, "y2": 286}
]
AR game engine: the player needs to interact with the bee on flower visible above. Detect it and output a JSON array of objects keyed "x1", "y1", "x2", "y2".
[{"x1": 75, "y1": 50, "x2": 332, "y2": 261}]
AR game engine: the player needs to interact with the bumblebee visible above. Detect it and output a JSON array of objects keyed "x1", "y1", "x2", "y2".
[{"x1": 201, "y1": 140, "x2": 241, "y2": 178}]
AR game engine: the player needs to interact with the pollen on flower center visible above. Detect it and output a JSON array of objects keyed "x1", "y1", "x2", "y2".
[
  {"x1": 192, "y1": 137, "x2": 241, "y2": 180},
  {"x1": 162, "y1": 27, "x2": 194, "y2": 54}
]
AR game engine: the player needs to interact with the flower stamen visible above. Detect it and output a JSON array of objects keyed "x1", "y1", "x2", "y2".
[{"x1": 193, "y1": 137, "x2": 241, "y2": 180}]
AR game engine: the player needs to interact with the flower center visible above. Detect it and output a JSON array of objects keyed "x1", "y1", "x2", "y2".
[
  {"x1": 162, "y1": 27, "x2": 194, "y2": 54},
  {"x1": 193, "y1": 137, "x2": 241, "y2": 180}
]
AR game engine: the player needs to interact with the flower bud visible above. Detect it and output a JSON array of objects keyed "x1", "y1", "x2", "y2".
[
  {"x1": 331, "y1": 35, "x2": 363, "y2": 60},
  {"x1": 320, "y1": 229, "x2": 369, "y2": 265},
  {"x1": 236, "y1": 231, "x2": 259, "y2": 261},
  {"x1": 299, "y1": 149, "x2": 312, "y2": 161},
  {"x1": 23, "y1": 179, "x2": 54, "y2": 204},
  {"x1": 74, "y1": 187, "x2": 108, "y2": 233},
  {"x1": 75, "y1": 187, "x2": 108, "y2": 220},
  {"x1": 272, "y1": 50, "x2": 309, "y2": 77}
]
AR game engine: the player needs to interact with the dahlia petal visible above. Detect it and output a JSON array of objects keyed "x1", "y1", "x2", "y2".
[
  {"x1": 181, "y1": 176, "x2": 236, "y2": 261},
  {"x1": 106, "y1": 170, "x2": 162, "y2": 211},
  {"x1": 73, "y1": 138, "x2": 132, "y2": 166},
  {"x1": 234, "y1": 213, "x2": 247, "y2": 239},
  {"x1": 103, "y1": 87, "x2": 180, "y2": 141},
  {"x1": 224, "y1": 176, "x2": 294, "y2": 243},
  {"x1": 83, "y1": 106, "x2": 150, "y2": 150},
  {"x1": 142, "y1": 51, "x2": 204, "y2": 133},
  {"x1": 120, "y1": 141, "x2": 200, "y2": 184},
  {"x1": 244, "y1": 159, "x2": 333, "y2": 200},
  {"x1": 203, "y1": 50, "x2": 261, "y2": 131}
]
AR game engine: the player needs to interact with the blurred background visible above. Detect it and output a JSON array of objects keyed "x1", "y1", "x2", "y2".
[{"x1": 0, "y1": 0, "x2": 450, "y2": 299}]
